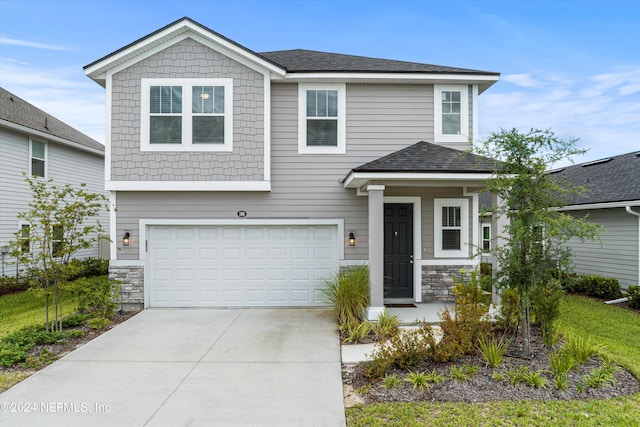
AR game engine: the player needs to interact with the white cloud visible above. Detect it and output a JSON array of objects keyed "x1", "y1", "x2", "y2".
[
  {"x1": 478, "y1": 67, "x2": 640, "y2": 167},
  {"x1": 0, "y1": 60, "x2": 105, "y2": 143},
  {"x1": 502, "y1": 73, "x2": 540, "y2": 88},
  {"x1": 0, "y1": 37, "x2": 70, "y2": 51}
]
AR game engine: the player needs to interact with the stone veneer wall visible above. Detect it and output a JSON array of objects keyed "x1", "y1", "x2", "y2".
[
  {"x1": 109, "y1": 265, "x2": 144, "y2": 310},
  {"x1": 421, "y1": 265, "x2": 474, "y2": 302}
]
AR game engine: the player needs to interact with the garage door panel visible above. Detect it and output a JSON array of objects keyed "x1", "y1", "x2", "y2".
[{"x1": 148, "y1": 225, "x2": 338, "y2": 307}]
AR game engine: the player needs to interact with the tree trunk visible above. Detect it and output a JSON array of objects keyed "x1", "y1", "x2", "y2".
[
  {"x1": 522, "y1": 295, "x2": 531, "y2": 357},
  {"x1": 45, "y1": 292, "x2": 50, "y2": 333}
]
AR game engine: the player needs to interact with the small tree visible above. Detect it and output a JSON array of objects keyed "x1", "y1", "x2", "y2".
[
  {"x1": 8, "y1": 177, "x2": 109, "y2": 332},
  {"x1": 475, "y1": 129, "x2": 600, "y2": 357}
]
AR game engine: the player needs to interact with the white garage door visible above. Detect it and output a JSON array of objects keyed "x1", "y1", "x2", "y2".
[{"x1": 147, "y1": 225, "x2": 338, "y2": 307}]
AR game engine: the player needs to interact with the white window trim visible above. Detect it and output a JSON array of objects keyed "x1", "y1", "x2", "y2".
[
  {"x1": 434, "y1": 84, "x2": 469, "y2": 144},
  {"x1": 434, "y1": 198, "x2": 469, "y2": 258},
  {"x1": 481, "y1": 223, "x2": 492, "y2": 252},
  {"x1": 298, "y1": 83, "x2": 346, "y2": 154},
  {"x1": 140, "y1": 78, "x2": 233, "y2": 152},
  {"x1": 29, "y1": 138, "x2": 47, "y2": 178}
]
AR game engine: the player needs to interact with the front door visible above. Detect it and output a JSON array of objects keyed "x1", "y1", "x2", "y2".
[{"x1": 384, "y1": 203, "x2": 414, "y2": 299}]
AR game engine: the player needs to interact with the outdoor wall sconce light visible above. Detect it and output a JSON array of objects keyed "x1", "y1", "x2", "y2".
[
  {"x1": 123, "y1": 232, "x2": 131, "y2": 247},
  {"x1": 348, "y1": 232, "x2": 356, "y2": 247}
]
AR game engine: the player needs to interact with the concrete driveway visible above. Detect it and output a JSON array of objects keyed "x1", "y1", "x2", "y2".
[{"x1": 0, "y1": 309, "x2": 346, "y2": 427}]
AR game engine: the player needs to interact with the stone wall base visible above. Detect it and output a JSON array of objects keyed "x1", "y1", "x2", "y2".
[
  {"x1": 421, "y1": 265, "x2": 474, "y2": 302},
  {"x1": 109, "y1": 264, "x2": 144, "y2": 309}
]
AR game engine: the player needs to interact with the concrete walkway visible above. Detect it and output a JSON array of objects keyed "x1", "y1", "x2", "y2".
[{"x1": 0, "y1": 309, "x2": 346, "y2": 427}]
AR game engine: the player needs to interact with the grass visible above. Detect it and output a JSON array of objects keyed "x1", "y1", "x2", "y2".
[
  {"x1": 347, "y1": 294, "x2": 640, "y2": 426},
  {"x1": 0, "y1": 372, "x2": 30, "y2": 393},
  {"x1": 0, "y1": 290, "x2": 79, "y2": 339}
]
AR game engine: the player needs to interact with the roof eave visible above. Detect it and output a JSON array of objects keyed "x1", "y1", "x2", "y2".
[
  {"x1": 343, "y1": 171, "x2": 494, "y2": 190},
  {"x1": 0, "y1": 119, "x2": 105, "y2": 156}
]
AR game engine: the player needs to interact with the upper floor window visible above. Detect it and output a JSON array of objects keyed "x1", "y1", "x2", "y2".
[
  {"x1": 298, "y1": 83, "x2": 346, "y2": 154},
  {"x1": 30, "y1": 139, "x2": 46, "y2": 178},
  {"x1": 141, "y1": 78, "x2": 233, "y2": 152},
  {"x1": 434, "y1": 198, "x2": 469, "y2": 258},
  {"x1": 434, "y1": 85, "x2": 469, "y2": 144}
]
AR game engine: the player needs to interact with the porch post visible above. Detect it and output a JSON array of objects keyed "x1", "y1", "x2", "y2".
[{"x1": 367, "y1": 184, "x2": 386, "y2": 320}]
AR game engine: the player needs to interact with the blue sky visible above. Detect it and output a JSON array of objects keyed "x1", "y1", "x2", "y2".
[{"x1": 1, "y1": 0, "x2": 638, "y2": 166}]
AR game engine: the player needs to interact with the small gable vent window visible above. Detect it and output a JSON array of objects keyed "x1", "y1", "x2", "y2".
[
  {"x1": 298, "y1": 83, "x2": 345, "y2": 154},
  {"x1": 141, "y1": 78, "x2": 232, "y2": 152}
]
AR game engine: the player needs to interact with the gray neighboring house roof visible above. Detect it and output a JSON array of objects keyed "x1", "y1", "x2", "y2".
[
  {"x1": 0, "y1": 87, "x2": 104, "y2": 154},
  {"x1": 351, "y1": 141, "x2": 499, "y2": 173},
  {"x1": 259, "y1": 49, "x2": 498, "y2": 76},
  {"x1": 550, "y1": 151, "x2": 640, "y2": 206}
]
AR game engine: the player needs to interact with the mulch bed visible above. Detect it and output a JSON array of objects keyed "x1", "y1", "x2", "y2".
[
  {"x1": 343, "y1": 324, "x2": 640, "y2": 404},
  {"x1": 0, "y1": 311, "x2": 138, "y2": 376}
]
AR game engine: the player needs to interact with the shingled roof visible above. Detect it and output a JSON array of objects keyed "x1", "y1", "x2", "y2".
[
  {"x1": 260, "y1": 49, "x2": 498, "y2": 75},
  {"x1": 352, "y1": 141, "x2": 499, "y2": 173},
  {"x1": 550, "y1": 152, "x2": 640, "y2": 205},
  {"x1": 0, "y1": 87, "x2": 104, "y2": 154}
]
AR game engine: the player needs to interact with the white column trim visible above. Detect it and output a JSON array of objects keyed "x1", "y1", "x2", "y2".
[{"x1": 109, "y1": 191, "x2": 117, "y2": 260}]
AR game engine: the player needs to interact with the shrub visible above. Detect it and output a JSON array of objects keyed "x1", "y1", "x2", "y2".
[
  {"x1": 531, "y1": 279, "x2": 564, "y2": 347},
  {"x1": 66, "y1": 257, "x2": 110, "y2": 281},
  {"x1": 0, "y1": 275, "x2": 31, "y2": 296},
  {"x1": 627, "y1": 285, "x2": 640, "y2": 310},
  {"x1": 433, "y1": 272, "x2": 490, "y2": 362},
  {"x1": 341, "y1": 320, "x2": 372, "y2": 344},
  {"x1": 549, "y1": 349, "x2": 577, "y2": 378},
  {"x1": 366, "y1": 324, "x2": 435, "y2": 378},
  {"x1": 320, "y1": 265, "x2": 369, "y2": 327},
  {"x1": 564, "y1": 335, "x2": 604, "y2": 365},
  {"x1": 382, "y1": 374, "x2": 400, "y2": 389},
  {"x1": 406, "y1": 371, "x2": 431, "y2": 392},
  {"x1": 87, "y1": 317, "x2": 112, "y2": 329},
  {"x1": 497, "y1": 287, "x2": 521, "y2": 334},
  {"x1": 573, "y1": 275, "x2": 622, "y2": 299},
  {"x1": 424, "y1": 369, "x2": 446, "y2": 384},
  {"x1": 371, "y1": 310, "x2": 400, "y2": 341},
  {"x1": 478, "y1": 336, "x2": 510, "y2": 368},
  {"x1": 581, "y1": 362, "x2": 619, "y2": 389},
  {"x1": 65, "y1": 276, "x2": 120, "y2": 318}
]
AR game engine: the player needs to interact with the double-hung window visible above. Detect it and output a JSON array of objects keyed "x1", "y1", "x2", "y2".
[
  {"x1": 434, "y1": 85, "x2": 469, "y2": 143},
  {"x1": 20, "y1": 224, "x2": 31, "y2": 254},
  {"x1": 298, "y1": 83, "x2": 346, "y2": 154},
  {"x1": 482, "y1": 224, "x2": 491, "y2": 252},
  {"x1": 52, "y1": 225, "x2": 64, "y2": 257},
  {"x1": 141, "y1": 78, "x2": 233, "y2": 151},
  {"x1": 30, "y1": 139, "x2": 46, "y2": 178},
  {"x1": 434, "y1": 198, "x2": 469, "y2": 258}
]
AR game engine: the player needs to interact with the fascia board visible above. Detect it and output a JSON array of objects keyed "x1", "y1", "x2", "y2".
[
  {"x1": 0, "y1": 120, "x2": 104, "y2": 157},
  {"x1": 85, "y1": 21, "x2": 285, "y2": 81}
]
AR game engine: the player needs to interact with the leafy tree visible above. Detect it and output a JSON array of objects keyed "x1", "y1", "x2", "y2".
[
  {"x1": 8, "y1": 177, "x2": 109, "y2": 332},
  {"x1": 475, "y1": 129, "x2": 600, "y2": 357}
]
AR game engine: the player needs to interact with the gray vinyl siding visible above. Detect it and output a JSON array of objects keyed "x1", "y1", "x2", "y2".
[
  {"x1": 0, "y1": 126, "x2": 108, "y2": 276},
  {"x1": 110, "y1": 38, "x2": 264, "y2": 181},
  {"x1": 113, "y1": 82, "x2": 477, "y2": 262},
  {"x1": 566, "y1": 208, "x2": 639, "y2": 288}
]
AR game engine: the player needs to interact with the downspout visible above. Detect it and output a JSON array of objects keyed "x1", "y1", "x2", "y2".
[{"x1": 625, "y1": 205, "x2": 640, "y2": 288}]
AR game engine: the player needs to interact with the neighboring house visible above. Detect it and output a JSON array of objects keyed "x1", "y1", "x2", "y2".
[
  {"x1": 84, "y1": 17, "x2": 500, "y2": 315},
  {"x1": 0, "y1": 87, "x2": 108, "y2": 276},
  {"x1": 551, "y1": 152, "x2": 640, "y2": 289}
]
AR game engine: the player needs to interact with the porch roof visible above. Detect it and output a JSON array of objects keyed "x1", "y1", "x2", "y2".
[{"x1": 343, "y1": 141, "x2": 498, "y2": 189}]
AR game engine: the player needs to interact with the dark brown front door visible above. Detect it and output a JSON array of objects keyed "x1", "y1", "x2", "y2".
[{"x1": 384, "y1": 203, "x2": 414, "y2": 299}]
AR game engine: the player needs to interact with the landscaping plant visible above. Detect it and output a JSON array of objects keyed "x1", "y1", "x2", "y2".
[
  {"x1": 474, "y1": 128, "x2": 600, "y2": 358},
  {"x1": 531, "y1": 279, "x2": 564, "y2": 347},
  {"x1": 478, "y1": 336, "x2": 510, "y2": 368},
  {"x1": 7, "y1": 177, "x2": 109, "y2": 332},
  {"x1": 627, "y1": 285, "x2": 640, "y2": 310},
  {"x1": 406, "y1": 371, "x2": 431, "y2": 392},
  {"x1": 371, "y1": 310, "x2": 400, "y2": 341},
  {"x1": 321, "y1": 265, "x2": 369, "y2": 327}
]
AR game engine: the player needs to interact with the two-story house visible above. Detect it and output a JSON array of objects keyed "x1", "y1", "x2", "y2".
[
  {"x1": 85, "y1": 17, "x2": 500, "y2": 316},
  {"x1": 0, "y1": 87, "x2": 108, "y2": 276}
]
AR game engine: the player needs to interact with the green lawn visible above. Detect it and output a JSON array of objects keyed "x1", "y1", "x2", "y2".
[
  {"x1": 0, "y1": 290, "x2": 78, "y2": 339},
  {"x1": 347, "y1": 295, "x2": 640, "y2": 426}
]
